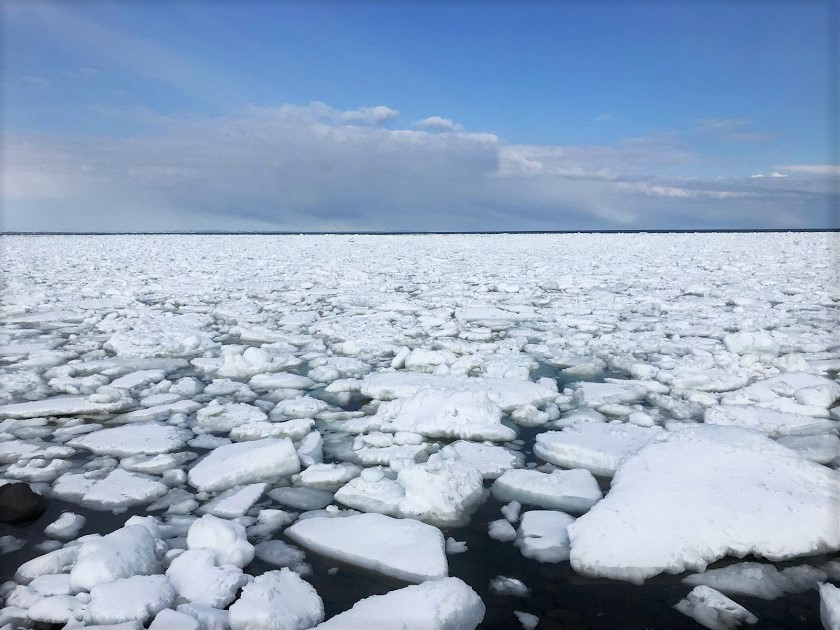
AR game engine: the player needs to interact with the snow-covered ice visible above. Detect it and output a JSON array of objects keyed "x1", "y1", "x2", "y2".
[
  {"x1": 568, "y1": 425, "x2": 840, "y2": 583},
  {"x1": 315, "y1": 577, "x2": 485, "y2": 629},
  {"x1": 228, "y1": 569, "x2": 324, "y2": 630},
  {"x1": 2, "y1": 232, "x2": 838, "y2": 628},
  {"x1": 285, "y1": 512, "x2": 448, "y2": 583},
  {"x1": 491, "y1": 468, "x2": 603, "y2": 513},
  {"x1": 188, "y1": 438, "x2": 300, "y2": 492},
  {"x1": 674, "y1": 585, "x2": 758, "y2": 630},
  {"x1": 534, "y1": 423, "x2": 666, "y2": 477}
]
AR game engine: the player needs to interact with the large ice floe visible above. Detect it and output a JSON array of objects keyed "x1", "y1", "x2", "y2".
[
  {"x1": 1, "y1": 232, "x2": 839, "y2": 628},
  {"x1": 568, "y1": 425, "x2": 840, "y2": 583}
]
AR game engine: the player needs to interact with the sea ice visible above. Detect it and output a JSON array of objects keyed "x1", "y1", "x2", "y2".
[
  {"x1": 314, "y1": 577, "x2": 485, "y2": 630},
  {"x1": 534, "y1": 423, "x2": 665, "y2": 477},
  {"x1": 70, "y1": 525, "x2": 161, "y2": 591},
  {"x1": 188, "y1": 438, "x2": 300, "y2": 492},
  {"x1": 491, "y1": 468, "x2": 603, "y2": 513},
  {"x1": 334, "y1": 454, "x2": 486, "y2": 527},
  {"x1": 515, "y1": 510, "x2": 575, "y2": 563},
  {"x1": 674, "y1": 585, "x2": 758, "y2": 630},
  {"x1": 85, "y1": 575, "x2": 175, "y2": 625},
  {"x1": 569, "y1": 426, "x2": 840, "y2": 583},
  {"x1": 285, "y1": 512, "x2": 447, "y2": 583},
  {"x1": 228, "y1": 569, "x2": 324, "y2": 630}
]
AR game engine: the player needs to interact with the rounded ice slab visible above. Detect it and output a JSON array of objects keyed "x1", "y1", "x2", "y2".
[
  {"x1": 345, "y1": 388, "x2": 515, "y2": 442},
  {"x1": 673, "y1": 585, "x2": 758, "y2": 630},
  {"x1": 228, "y1": 569, "x2": 324, "y2": 630},
  {"x1": 357, "y1": 372, "x2": 557, "y2": 412},
  {"x1": 70, "y1": 525, "x2": 161, "y2": 591},
  {"x1": 188, "y1": 437, "x2": 300, "y2": 493},
  {"x1": 491, "y1": 468, "x2": 603, "y2": 514},
  {"x1": 69, "y1": 422, "x2": 191, "y2": 456},
  {"x1": 568, "y1": 425, "x2": 840, "y2": 584},
  {"x1": 534, "y1": 423, "x2": 666, "y2": 477},
  {"x1": 333, "y1": 455, "x2": 486, "y2": 528},
  {"x1": 0, "y1": 394, "x2": 131, "y2": 419},
  {"x1": 285, "y1": 513, "x2": 448, "y2": 583},
  {"x1": 315, "y1": 577, "x2": 485, "y2": 630}
]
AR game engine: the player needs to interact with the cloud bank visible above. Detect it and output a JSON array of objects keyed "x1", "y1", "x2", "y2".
[{"x1": 3, "y1": 101, "x2": 837, "y2": 231}]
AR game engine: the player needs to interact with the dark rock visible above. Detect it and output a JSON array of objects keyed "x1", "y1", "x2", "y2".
[{"x1": 0, "y1": 482, "x2": 48, "y2": 524}]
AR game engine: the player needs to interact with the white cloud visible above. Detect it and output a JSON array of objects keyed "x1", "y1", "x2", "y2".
[
  {"x1": 412, "y1": 116, "x2": 464, "y2": 132},
  {"x1": 1, "y1": 101, "x2": 832, "y2": 231},
  {"x1": 776, "y1": 164, "x2": 840, "y2": 176},
  {"x1": 339, "y1": 105, "x2": 399, "y2": 127}
]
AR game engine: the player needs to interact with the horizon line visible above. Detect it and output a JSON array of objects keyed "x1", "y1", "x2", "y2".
[{"x1": 2, "y1": 228, "x2": 839, "y2": 236}]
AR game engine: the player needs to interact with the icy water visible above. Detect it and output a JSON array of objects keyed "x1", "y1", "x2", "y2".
[
  {"x1": 0, "y1": 364, "x2": 825, "y2": 628},
  {"x1": 1, "y1": 233, "x2": 838, "y2": 629}
]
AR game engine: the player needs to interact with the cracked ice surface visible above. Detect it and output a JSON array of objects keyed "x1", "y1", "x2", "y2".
[{"x1": 1, "y1": 233, "x2": 839, "y2": 628}]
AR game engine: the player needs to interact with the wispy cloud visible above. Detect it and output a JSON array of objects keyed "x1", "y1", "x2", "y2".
[
  {"x1": 2, "y1": 101, "x2": 832, "y2": 231},
  {"x1": 696, "y1": 117, "x2": 776, "y2": 143},
  {"x1": 412, "y1": 116, "x2": 464, "y2": 132},
  {"x1": 775, "y1": 164, "x2": 840, "y2": 176}
]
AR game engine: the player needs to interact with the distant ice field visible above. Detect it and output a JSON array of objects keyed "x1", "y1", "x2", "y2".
[{"x1": 0, "y1": 233, "x2": 838, "y2": 629}]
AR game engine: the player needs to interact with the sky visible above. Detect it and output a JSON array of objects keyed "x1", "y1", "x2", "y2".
[{"x1": 2, "y1": 1, "x2": 838, "y2": 232}]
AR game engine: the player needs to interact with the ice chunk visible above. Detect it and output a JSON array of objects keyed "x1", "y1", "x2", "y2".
[
  {"x1": 15, "y1": 546, "x2": 79, "y2": 583},
  {"x1": 85, "y1": 575, "x2": 175, "y2": 625},
  {"x1": 296, "y1": 462, "x2": 362, "y2": 490},
  {"x1": 314, "y1": 577, "x2": 484, "y2": 630},
  {"x1": 776, "y1": 434, "x2": 840, "y2": 465},
  {"x1": 446, "y1": 538, "x2": 468, "y2": 554},
  {"x1": 201, "y1": 483, "x2": 266, "y2": 518},
  {"x1": 60, "y1": 468, "x2": 169, "y2": 510},
  {"x1": 491, "y1": 468, "x2": 603, "y2": 514},
  {"x1": 45, "y1": 511, "x2": 86, "y2": 540},
  {"x1": 286, "y1": 512, "x2": 447, "y2": 583},
  {"x1": 268, "y1": 487, "x2": 334, "y2": 511},
  {"x1": 534, "y1": 423, "x2": 665, "y2": 477},
  {"x1": 166, "y1": 548, "x2": 249, "y2": 608},
  {"x1": 488, "y1": 519, "x2": 517, "y2": 542},
  {"x1": 721, "y1": 372, "x2": 840, "y2": 417},
  {"x1": 515, "y1": 510, "x2": 575, "y2": 563},
  {"x1": 346, "y1": 388, "x2": 515, "y2": 441},
  {"x1": 228, "y1": 569, "x2": 324, "y2": 630},
  {"x1": 254, "y1": 540, "x2": 306, "y2": 568},
  {"x1": 70, "y1": 423, "x2": 191, "y2": 456},
  {"x1": 334, "y1": 455, "x2": 486, "y2": 527},
  {"x1": 514, "y1": 611, "x2": 539, "y2": 630},
  {"x1": 489, "y1": 576, "x2": 529, "y2": 597},
  {"x1": 569, "y1": 426, "x2": 840, "y2": 583},
  {"x1": 110, "y1": 369, "x2": 166, "y2": 390},
  {"x1": 705, "y1": 405, "x2": 838, "y2": 437},
  {"x1": 359, "y1": 372, "x2": 557, "y2": 411},
  {"x1": 149, "y1": 609, "x2": 201, "y2": 630},
  {"x1": 572, "y1": 382, "x2": 648, "y2": 407},
  {"x1": 188, "y1": 438, "x2": 300, "y2": 493},
  {"x1": 442, "y1": 441, "x2": 523, "y2": 479},
  {"x1": 684, "y1": 561, "x2": 827, "y2": 600},
  {"x1": 723, "y1": 331, "x2": 780, "y2": 357},
  {"x1": 70, "y1": 525, "x2": 161, "y2": 591},
  {"x1": 820, "y1": 583, "x2": 840, "y2": 630},
  {"x1": 197, "y1": 401, "x2": 267, "y2": 432},
  {"x1": 249, "y1": 372, "x2": 315, "y2": 390},
  {"x1": 26, "y1": 594, "x2": 86, "y2": 624},
  {"x1": 674, "y1": 585, "x2": 758, "y2": 630},
  {"x1": 230, "y1": 418, "x2": 315, "y2": 441},
  {"x1": 0, "y1": 394, "x2": 131, "y2": 419},
  {"x1": 186, "y1": 514, "x2": 255, "y2": 568}
]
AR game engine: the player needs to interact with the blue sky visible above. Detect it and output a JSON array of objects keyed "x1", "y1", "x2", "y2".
[{"x1": 3, "y1": 1, "x2": 838, "y2": 231}]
